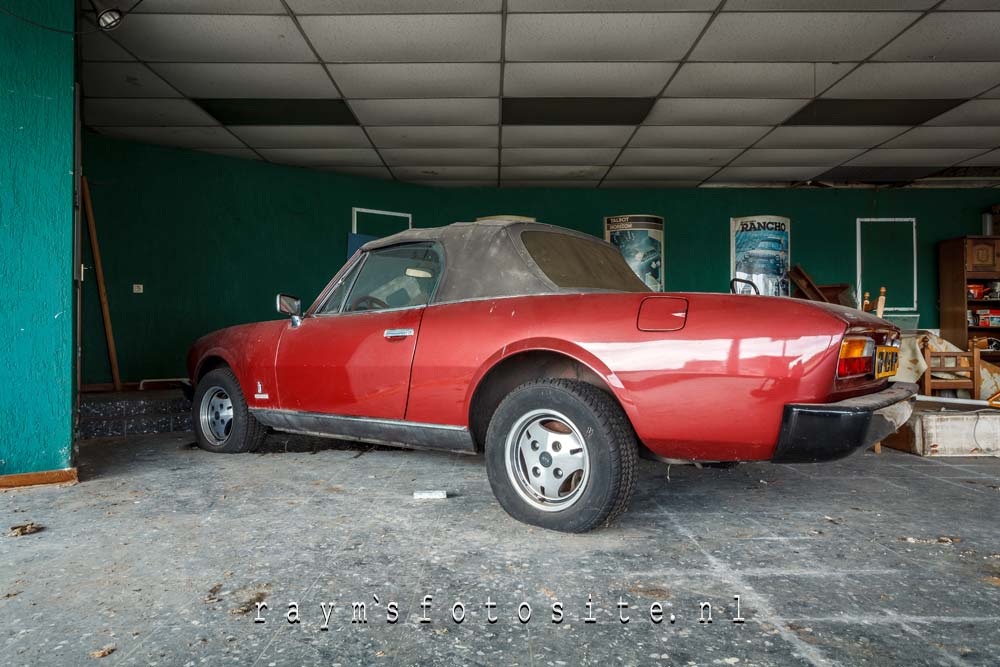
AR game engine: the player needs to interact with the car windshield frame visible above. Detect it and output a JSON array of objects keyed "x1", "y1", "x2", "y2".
[{"x1": 309, "y1": 242, "x2": 445, "y2": 317}]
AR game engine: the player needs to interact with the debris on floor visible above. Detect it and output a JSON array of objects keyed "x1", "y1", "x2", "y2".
[
  {"x1": 413, "y1": 490, "x2": 447, "y2": 500},
  {"x1": 899, "y1": 536, "x2": 962, "y2": 544},
  {"x1": 229, "y1": 589, "x2": 269, "y2": 615},
  {"x1": 203, "y1": 584, "x2": 222, "y2": 603},
  {"x1": 8, "y1": 522, "x2": 43, "y2": 536},
  {"x1": 89, "y1": 645, "x2": 116, "y2": 658}
]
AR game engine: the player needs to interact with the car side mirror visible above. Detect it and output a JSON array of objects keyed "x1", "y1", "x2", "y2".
[{"x1": 276, "y1": 293, "x2": 301, "y2": 327}]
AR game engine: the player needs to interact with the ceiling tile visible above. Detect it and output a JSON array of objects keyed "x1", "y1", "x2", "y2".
[
  {"x1": 321, "y1": 166, "x2": 394, "y2": 180},
  {"x1": 367, "y1": 126, "x2": 499, "y2": 148},
  {"x1": 150, "y1": 64, "x2": 339, "y2": 99},
  {"x1": 92, "y1": 126, "x2": 242, "y2": 148},
  {"x1": 381, "y1": 148, "x2": 498, "y2": 166},
  {"x1": 823, "y1": 63, "x2": 1000, "y2": 99},
  {"x1": 876, "y1": 13, "x2": 1000, "y2": 61},
  {"x1": 131, "y1": 0, "x2": 285, "y2": 12},
  {"x1": 299, "y1": 15, "x2": 501, "y2": 62},
  {"x1": 962, "y1": 149, "x2": 1000, "y2": 165},
  {"x1": 884, "y1": 126, "x2": 1000, "y2": 148},
  {"x1": 690, "y1": 12, "x2": 919, "y2": 61},
  {"x1": 504, "y1": 63, "x2": 676, "y2": 97},
  {"x1": 644, "y1": 98, "x2": 807, "y2": 125},
  {"x1": 707, "y1": 165, "x2": 829, "y2": 181},
  {"x1": 501, "y1": 148, "x2": 621, "y2": 165},
  {"x1": 665, "y1": 62, "x2": 853, "y2": 98},
  {"x1": 111, "y1": 15, "x2": 315, "y2": 62},
  {"x1": 393, "y1": 166, "x2": 498, "y2": 179},
  {"x1": 618, "y1": 147, "x2": 742, "y2": 166},
  {"x1": 197, "y1": 148, "x2": 262, "y2": 160},
  {"x1": 501, "y1": 165, "x2": 609, "y2": 179},
  {"x1": 600, "y1": 180, "x2": 704, "y2": 188},
  {"x1": 502, "y1": 98, "x2": 654, "y2": 124},
  {"x1": 228, "y1": 125, "x2": 371, "y2": 148},
  {"x1": 196, "y1": 99, "x2": 356, "y2": 125},
  {"x1": 724, "y1": 0, "x2": 935, "y2": 7},
  {"x1": 257, "y1": 148, "x2": 384, "y2": 166},
  {"x1": 731, "y1": 148, "x2": 865, "y2": 166},
  {"x1": 328, "y1": 63, "x2": 500, "y2": 98},
  {"x1": 938, "y1": 0, "x2": 1000, "y2": 7},
  {"x1": 505, "y1": 13, "x2": 710, "y2": 61},
  {"x1": 80, "y1": 28, "x2": 135, "y2": 61},
  {"x1": 502, "y1": 180, "x2": 601, "y2": 188},
  {"x1": 817, "y1": 165, "x2": 939, "y2": 182},
  {"x1": 84, "y1": 99, "x2": 218, "y2": 126},
  {"x1": 510, "y1": 0, "x2": 720, "y2": 9},
  {"x1": 846, "y1": 148, "x2": 985, "y2": 166},
  {"x1": 606, "y1": 165, "x2": 717, "y2": 179},
  {"x1": 502, "y1": 125, "x2": 635, "y2": 147},
  {"x1": 409, "y1": 180, "x2": 498, "y2": 187},
  {"x1": 82, "y1": 63, "x2": 179, "y2": 98},
  {"x1": 351, "y1": 99, "x2": 499, "y2": 125},
  {"x1": 289, "y1": 0, "x2": 502, "y2": 12},
  {"x1": 925, "y1": 100, "x2": 1000, "y2": 125},
  {"x1": 757, "y1": 125, "x2": 909, "y2": 148},
  {"x1": 785, "y1": 99, "x2": 964, "y2": 125},
  {"x1": 631, "y1": 125, "x2": 771, "y2": 148}
]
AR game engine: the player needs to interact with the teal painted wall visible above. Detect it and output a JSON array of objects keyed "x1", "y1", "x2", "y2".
[
  {"x1": 0, "y1": 2, "x2": 75, "y2": 475},
  {"x1": 82, "y1": 132, "x2": 996, "y2": 385}
]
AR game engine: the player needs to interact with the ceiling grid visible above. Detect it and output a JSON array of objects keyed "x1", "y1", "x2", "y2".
[{"x1": 78, "y1": 0, "x2": 1000, "y2": 188}]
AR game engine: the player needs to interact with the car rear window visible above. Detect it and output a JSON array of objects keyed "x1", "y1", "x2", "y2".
[{"x1": 521, "y1": 230, "x2": 651, "y2": 292}]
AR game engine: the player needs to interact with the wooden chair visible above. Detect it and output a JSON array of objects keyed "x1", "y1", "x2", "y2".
[
  {"x1": 862, "y1": 287, "x2": 887, "y2": 318},
  {"x1": 921, "y1": 346, "x2": 982, "y2": 400}
]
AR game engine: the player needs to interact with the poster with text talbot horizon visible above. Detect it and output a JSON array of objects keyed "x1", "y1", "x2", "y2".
[
  {"x1": 730, "y1": 215, "x2": 791, "y2": 297},
  {"x1": 604, "y1": 214, "x2": 664, "y2": 292}
]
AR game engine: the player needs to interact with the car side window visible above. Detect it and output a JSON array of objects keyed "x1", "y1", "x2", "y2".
[
  {"x1": 315, "y1": 258, "x2": 363, "y2": 315},
  {"x1": 343, "y1": 243, "x2": 442, "y2": 313}
]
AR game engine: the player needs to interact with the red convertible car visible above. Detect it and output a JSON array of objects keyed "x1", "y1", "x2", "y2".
[{"x1": 187, "y1": 220, "x2": 915, "y2": 532}]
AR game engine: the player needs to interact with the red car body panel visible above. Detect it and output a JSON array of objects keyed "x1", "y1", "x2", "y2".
[
  {"x1": 188, "y1": 289, "x2": 893, "y2": 463},
  {"x1": 272, "y1": 307, "x2": 423, "y2": 419}
]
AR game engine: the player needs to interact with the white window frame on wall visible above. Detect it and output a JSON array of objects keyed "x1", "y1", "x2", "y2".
[
  {"x1": 351, "y1": 207, "x2": 412, "y2": 235},
  {"x1": 855, "y1": 217, "x2": 918, "y2": 312}
]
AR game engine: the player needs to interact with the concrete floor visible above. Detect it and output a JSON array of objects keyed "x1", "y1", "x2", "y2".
[{"x1": 2, "y1": 432, "x2": 999, "y2": 667}]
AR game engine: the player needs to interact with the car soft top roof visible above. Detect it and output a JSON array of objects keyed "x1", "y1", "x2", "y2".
[{"x1": 360, "y1": 220, "x2": 639, "y2": 303}]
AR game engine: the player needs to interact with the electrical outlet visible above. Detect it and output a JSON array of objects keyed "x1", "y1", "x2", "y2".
[{"x1": 132, "y1": 284, "x2": 144, "y2": 294}]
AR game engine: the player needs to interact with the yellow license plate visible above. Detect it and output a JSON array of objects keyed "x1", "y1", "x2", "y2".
[{"x1": 875, "y1": 346, "x2": 899, "y2": 379}]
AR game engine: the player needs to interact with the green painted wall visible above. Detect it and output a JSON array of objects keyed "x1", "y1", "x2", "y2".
[
  {"x1": 0, "y1": 2, "x2": 75, "y2": 475},
  {"x1": 82, "y1": 132, "x2": 996, "y2": 385}
]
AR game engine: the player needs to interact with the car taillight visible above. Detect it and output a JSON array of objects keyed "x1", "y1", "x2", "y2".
[{"x1": 837, "y1": 337, "x2": 875, "y2": 378}]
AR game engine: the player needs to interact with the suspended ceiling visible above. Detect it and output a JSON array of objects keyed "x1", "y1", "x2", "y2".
[{"x1": 81, "y1": 0, "x2": 1000, "y2": 188}]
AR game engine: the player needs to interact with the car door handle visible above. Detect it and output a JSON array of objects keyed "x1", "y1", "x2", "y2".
[{"x1": 384, "y1": 328, "x2": 415, "y2": 339}]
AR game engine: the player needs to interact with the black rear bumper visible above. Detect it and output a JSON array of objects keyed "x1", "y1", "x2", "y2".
[{"x1": 771, "y1": 382, "x2": 917, "y2": 463}]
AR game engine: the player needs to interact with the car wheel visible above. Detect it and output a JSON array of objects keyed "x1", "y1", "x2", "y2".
[
  {"x1": 485, "y1": 378, "x2": 638, "y2": 532},
  {"x1": 192, "y1": 367, "x2": 266, "y2": 454}
]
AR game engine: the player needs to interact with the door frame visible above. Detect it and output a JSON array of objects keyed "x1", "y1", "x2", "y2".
[
  {"x1": 855, "y1": 217, "x2": 917, "y2": 312},
  {"x1": 351, "y1": 207, "x2": 412, "y2": 235}
]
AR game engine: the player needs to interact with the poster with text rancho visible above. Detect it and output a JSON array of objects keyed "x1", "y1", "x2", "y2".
[{"x1": 731, "y1": 215, "x2": 790, "y2": 297}]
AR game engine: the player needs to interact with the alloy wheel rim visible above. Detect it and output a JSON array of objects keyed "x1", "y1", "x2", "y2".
[
  {"x1": 199, "y1": 386, "x2": 233, "y2": 445},
  {"x1": 504, "y1": 409, "x2": 590, "y2": 512}
]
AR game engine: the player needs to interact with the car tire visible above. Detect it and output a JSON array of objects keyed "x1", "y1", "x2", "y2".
[
  {"x1": 192, "y1": 367, "x2": 267, "y2": 454},
  {"x1": 485, "y1": 378, "x2": 638, "y2": 533}
]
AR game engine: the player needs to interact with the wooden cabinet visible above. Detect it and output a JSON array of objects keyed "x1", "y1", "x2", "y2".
[
  {"x1": 939, "y1": 236, "x2": 1000, "y2": 356},
  {"x1": 967, "y1": 238, "x2": 1000, "y2": 272}
]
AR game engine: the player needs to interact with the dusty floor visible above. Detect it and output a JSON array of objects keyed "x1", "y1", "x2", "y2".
[{"x1": 2, "y1": 432, "x2": 999, "y2": 666}]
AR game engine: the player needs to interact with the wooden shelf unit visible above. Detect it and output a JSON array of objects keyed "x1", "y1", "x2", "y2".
[{"x1": 939, "y1": 236, "x2": 1000, "y2": 349}]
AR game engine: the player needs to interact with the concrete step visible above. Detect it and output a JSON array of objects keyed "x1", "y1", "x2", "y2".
[{"x1": 78, "y1": 389, "x2": 192, "y2": 440}]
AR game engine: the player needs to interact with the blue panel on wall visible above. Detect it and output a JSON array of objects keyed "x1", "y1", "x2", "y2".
[{"x1": 347, "y1": 233, "x2": 377, "y2": 258}]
